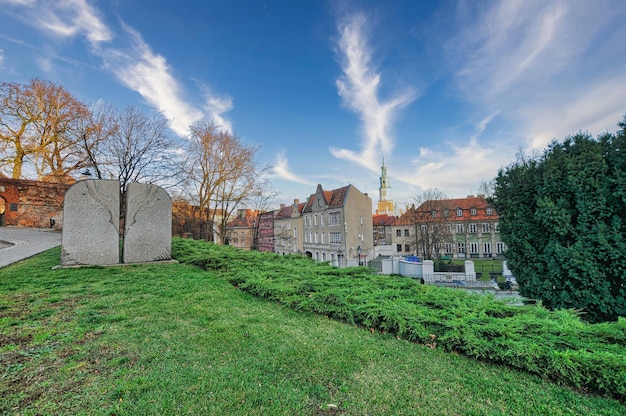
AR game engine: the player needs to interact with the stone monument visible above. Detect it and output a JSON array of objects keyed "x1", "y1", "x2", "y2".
[
  {"x1": 61, "y1": 180, "x2": 120, "y2": 266},
  {"x1": 60, "y1": 179, "x2": 172, "y2": 267},
  {"x1": 123, "y1": 183, "x2": 172, "y2": 263}
]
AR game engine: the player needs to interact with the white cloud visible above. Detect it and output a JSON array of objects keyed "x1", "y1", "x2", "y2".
[
  {"x1": 330, "y1": 12, "x2": 418, "y2": 172},
  {"x1": 201, "y1": 88, "x2": 234, "y2": 133},
  {"x1": 444, "y1": 0, "x2": 626, "y2": 149},
  {"x1": 99, "y1": 23, "x2": 205, "y2": 136},
  {"x1": 2, "y1": 0, "x2": 232, "y2": 137},
  {"x1": 270, "y1": 151, "x2": 314, "y2": 185},
  {"x1": 17, "y1": 0, "x2": 113, "y2": 46},
  {"x1": 400, "y1": 137, "x2": 503, "y2": 197}
]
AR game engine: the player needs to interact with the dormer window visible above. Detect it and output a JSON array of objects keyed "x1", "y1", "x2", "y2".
[
  {"x1": 456, "y1": 208, "x2": 463, "y2": 217},
  {"x1": 470, "y1": 208, "x2": 477, "y2": 216},
  {"x1": 486, "y1": 207, "x2": 493, "y2": 215}
]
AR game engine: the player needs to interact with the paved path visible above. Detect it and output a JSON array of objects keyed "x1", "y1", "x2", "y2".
[{"x1": 0, "y1": 227, "x2": 62, "y2": 268}]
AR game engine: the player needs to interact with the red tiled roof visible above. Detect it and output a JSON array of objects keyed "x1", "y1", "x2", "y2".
[
  {"x1": 303, "y1": 185, "x2": 350, "y2": 212},
  {"x1": 395, "y1": 196, "x2": 497, "y2": 225},
  {"x1": 274, "y1": 205, "x2": 293, "y2": 220},
  {"x1": 328, "y1": 186, "x2": 349, "y2": 208},
  {"x1": 372, "y1": 213, "x2": 396, "y2": 226}
]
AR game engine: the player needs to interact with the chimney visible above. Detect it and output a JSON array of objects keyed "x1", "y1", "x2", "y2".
[
  {"x1": 293, "y1": 199, "x2": 299, "y2": 204},
  {"x1": 280, "y1": 204, "x2": 285, "y2": 209}
]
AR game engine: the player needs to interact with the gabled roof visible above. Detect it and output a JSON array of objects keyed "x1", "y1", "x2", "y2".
[
  {"x1": 274, "y1": 205, "x2": 293, "y2": 220},
  {"x1": 303, "y1": 184, "x2": 350, "y2": 212}
]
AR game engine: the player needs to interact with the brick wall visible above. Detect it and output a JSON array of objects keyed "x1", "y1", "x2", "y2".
[{"x1": 0, "y1": 178, "x2": 70, "y2": 229}]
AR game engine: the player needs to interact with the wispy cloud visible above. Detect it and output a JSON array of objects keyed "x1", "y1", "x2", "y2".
[
  {"x1": 1, "y1": 0, "x2": 233, "y2": 137},
  {"x1": 17, "y1": 0, "x2": 113, "y2": 46},
  {"x1": 98, "y1": 23, "x2": 205, "y2": 136},
  {"x1": 331, "y1": 12, "x2": 418, "y2": 172},
  {"x1": 399, "y1": 137, "x2": 502, "y2": 196},
  {"x1": 270, "y1": 151, "x2": 314, "y2": 185},
  {"x1": 444, "y1": 0, "x2": 626, "y2": 149}
]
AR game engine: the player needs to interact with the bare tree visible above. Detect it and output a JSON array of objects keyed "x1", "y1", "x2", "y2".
[
  {"x1": 0, "y1": 79, "x2": 91, "y2": 181},
  {"x1": 185, "y1": 120, "x2": 271, "y2": 243},
  {"x1": 247, "y1": 178, "x2": 279, "y2": 249},
  {"x1": 76, "y1": 101, "x2": 118, "y2": 180},
  {"x1": 408, "y1": 189, "x2": 452, "y2": 259}
]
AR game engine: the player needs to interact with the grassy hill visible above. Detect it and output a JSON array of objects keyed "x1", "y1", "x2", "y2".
[{"x1": 0, "y1": 242, "x2": 624, "y2": 415}]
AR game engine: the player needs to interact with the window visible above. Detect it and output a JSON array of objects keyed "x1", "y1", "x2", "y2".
[
  {"x1": 468, "y1": 224, "x2": 477, "y2": 233},
  {"x1": 420, "y1": 225, "x2": 427, "y2": 233},
  {"x1": 315, "y1": 252, "x2": 320, "y2": 261},
  {"x1": 314, "y1": 233, "x2": 318, "y2": 243},
  {"x1": 456, "y1": 224, "x2": 465, "y2": 233},
  {"x1": 329, "y1": 212, "x2": 341, "y2": 225},
  {"x1": 456, "y1": 208, "x2": 463, "y2": 217},
  {"x1": 445, "y1": 243, "x2": 453, "y2": 254},
  {"x1": 396, "y1": 244, "x2": 402, "y2": 252},
  {"x1": 305, "y1": 216, "x2": 309, "y2": 226},
  {"x1": 293, "y1": 227, "x2": 297, "y2": 238},
  {"x1": 457, "y1": 243, "x2": 465, "y2": 254},
  {"x1": 486, "y1": 207, "x2": 493, "y2": 215},
  {"x1": 470, "y1": 208, "x2": 477, "y2": 216},
  {"x1": 447, "y1": 224, "x2": 453, "y2": 234},
  {"x1": 443, "y1": 209, "x2": 450, "y2": 217},
  {"x1": 494, "y1": 222, "x2": 500, "y2": 233},
  {"x1": 470, "y1": 242, "x2": 479, "y2": 254},
  {"x1": 320, "y1": 214, "x2": 324, "y2": 225},
  {"x1": 330, "y1": 232, "x2": 342, "y2": 244},
  {"x1": 404, "y1": 244, "x2": 410, "y2": 252},
  {"x1": 482, "y1": 223, "x2": 490, "y2": 233},
  {"x1": 304, "y1": 233, "x2": 308, "y2": 243},
  {"x1": 483, "y1": 242, "x2": 492, "y2": 255},
  {"x1": 404, "y1": 229, "x2": 409, "y2": 237},
  {"x1": 396, "y1": 229, "x2": 401, "y2": 237},
  {"x1": 496, "y1": 242, "x2": 506, "y2": 253},
  {"x1": 314, "y1": 215, "x2": 318, "y2": 225},
  {"x1": 431, "y1": 210, "x2": 437, "y2": 218},
  {"x1": 321, "y1": 233, "x2": 325, "y2": 244},
  {"x1": 322, "y1": 252, "x2": 326, "y2": 262}
]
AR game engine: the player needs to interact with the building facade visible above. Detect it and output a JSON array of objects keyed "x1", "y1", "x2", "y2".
[
  {"x1": 391, "y1": 195, "x2": 505, "y2": 259},
  {"x1": 302, "y1": 184, "x2": 373, "y2": 267},
  {"x1": 256, "y1": 210, "x2": 277, "y2": 252},
  {"x1": 273, "y1": 199, "x2": 304, "y2": 255},
  {"x1": 226, "y1": 209, "x2": 257, "y2": 250},
  {"x1": 372, "y1": 213, "x2": 396, "y2": 246}
]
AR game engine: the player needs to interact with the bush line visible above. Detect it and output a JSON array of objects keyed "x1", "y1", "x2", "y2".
[{"x1": 172, "y1": 238, "x2": 626, "y2": 401}]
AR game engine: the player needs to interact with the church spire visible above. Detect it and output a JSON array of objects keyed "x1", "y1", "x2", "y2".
[{"x1": 377, "y1": 158, "x2": 395, "y2": 215}]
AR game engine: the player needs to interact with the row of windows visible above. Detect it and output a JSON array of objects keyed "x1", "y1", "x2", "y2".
[
  {"x1": 304, "y1": 212, "x2": 343, "y2": 226},
  {"x1": 429, "y1": 207, "x2": 494, "y2": 218},
  {"x1": 396, "y1": 242, "x2": 506, "y2": 254},
  {"x1": 394, "y1": 222, "x2": 499, "y2": 236},
  {"x1": 304, "y1": 231, "x2": 343, "y2": 244}
]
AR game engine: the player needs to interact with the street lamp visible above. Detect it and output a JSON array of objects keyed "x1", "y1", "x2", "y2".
[{"x1": 357, "y1": 245, "x2": 363, "y2": 266}]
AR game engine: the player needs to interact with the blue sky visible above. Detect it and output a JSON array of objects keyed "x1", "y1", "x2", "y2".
[{"x1": 1, "y1": 0, "x2": 625, "y2": 209}]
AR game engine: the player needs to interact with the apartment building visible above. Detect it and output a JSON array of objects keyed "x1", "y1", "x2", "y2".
[
  {"x1": 391, "y1": 195, "x2": 505, "y2": 259},
  {"x1": 302, "y1": 184, "x2": 373, "y2": 267}
]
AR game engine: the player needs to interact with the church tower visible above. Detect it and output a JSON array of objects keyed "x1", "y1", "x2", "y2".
[{"x1": 377, "y1": 158, "x2": 395, "y2": 215}]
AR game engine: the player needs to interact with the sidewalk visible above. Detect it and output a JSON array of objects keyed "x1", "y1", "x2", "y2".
[{"x1": 0, "y1": 227, "x2": 62, "y2": 268}]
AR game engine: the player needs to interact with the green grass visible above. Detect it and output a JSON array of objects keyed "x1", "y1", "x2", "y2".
[{"x1": 0, "y1": 245, "x2": 624, "y2": 415}]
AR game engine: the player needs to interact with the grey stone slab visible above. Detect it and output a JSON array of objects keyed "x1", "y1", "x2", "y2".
[
  {"x1": 61, "y1": 180, "x2": 120, "y2": 266},
  {"x1": 122, "y1": 183, "x2": 171, "y2": 263}
]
